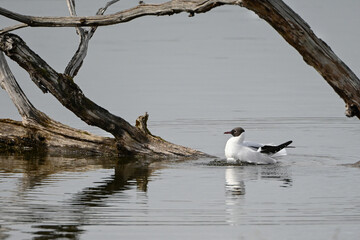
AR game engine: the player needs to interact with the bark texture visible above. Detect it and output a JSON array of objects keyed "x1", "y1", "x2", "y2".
[
  {"x1": 0, "y1": 119, "x2": 117, "y2": 155},
  {"x1": 0, "y1": 0, "x2": 240, "y2": 28},
  {"x1": 240, "y1": 0, "x2": 360, "y2": 118},
  {"x1": 0, "y1": 34, "x2": 207, "y2": 158},
  {"x1": 1, "y1": 51, "x2": 118, "y2": 155}
]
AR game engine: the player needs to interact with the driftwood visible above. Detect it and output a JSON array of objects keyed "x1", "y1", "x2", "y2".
[
  {"x1": 0, "y1": 1, "x2": 207, "y2": 158},
  {"x1": 1, "y1": 0, "x2": 360, "y2": 157},
  {"x1": 0, "y1": 37, "x2": 205, "y2": 158},
  {"x1": 0, "y1": 51, "x2": 115, "y2": 155}
]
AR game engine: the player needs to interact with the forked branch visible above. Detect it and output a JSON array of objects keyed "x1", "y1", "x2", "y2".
[
  {"x1": 64, "y1": 0, "x2": 121, "y2": 77},
  {"x1": 0, "y1": 33, "x2": 207, "y2": 157}
]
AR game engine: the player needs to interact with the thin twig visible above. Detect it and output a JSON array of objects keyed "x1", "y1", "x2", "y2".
[
  {"x1": 90, "y1": 0, "x2": 121, "y2": 37},
  {"x1": 64, "y1": 0, "x2": 121, "y2": 77},
  {"x1": 97, "y1": 0, "x2": 121, "y2": 15},
  {"x1": 66, "y1": 0, "x2": 84, "y2": 36},
  {"x1": 66, "y1": 0, "x2": 77, "y2": 16},
  {"x1": 0, "y1": 23, "x2": 28, "y2": 35}
]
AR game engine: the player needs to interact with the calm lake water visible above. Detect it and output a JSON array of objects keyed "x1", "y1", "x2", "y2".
[{"x1": 1, "y1": 0, "x2": 360, "y2": 239}]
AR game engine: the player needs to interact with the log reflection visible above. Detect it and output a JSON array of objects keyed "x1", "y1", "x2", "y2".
[
  {"x1": 0, "y1": 153, "x2": 157, "y2": 239},
  {"x1": 70, "y1": 158, "x2": 153, "y2": 207},
  {"x1": 0, "y1": 152, "x2": 116, "y2": 190}
]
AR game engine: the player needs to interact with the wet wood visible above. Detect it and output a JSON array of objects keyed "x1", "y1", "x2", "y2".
[
  {"x1": 0, "y1": 114, "x2": 207, "y2": 158},
  {"x1": 0, "y1": 119, "x2": 117, "y2": 155}
]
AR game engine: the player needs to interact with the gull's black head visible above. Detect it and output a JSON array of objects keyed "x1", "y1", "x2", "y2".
[{"x1": 224, "y1": 127, "x2": 245, "y2": 137}]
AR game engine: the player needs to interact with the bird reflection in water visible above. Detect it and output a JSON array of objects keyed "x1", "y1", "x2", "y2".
[
  {"x1": 225, "y1": 163, "x2": 292, "y2": 197},
  {"x1": 224, "y1": 163, "x2": 292, "y2": 225},
  {"x1": 225, "y1": 167, "x2": 246, "y2": 196}
]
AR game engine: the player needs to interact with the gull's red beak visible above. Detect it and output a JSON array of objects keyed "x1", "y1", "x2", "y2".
[{"x1": 224, "y1": 131, "x2": 231, "y2": 134}]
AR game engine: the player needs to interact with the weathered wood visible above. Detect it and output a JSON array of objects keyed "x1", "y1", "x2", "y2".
[
  {"x1": 64, "y1": 0, "x2": 120, "y2": 77},
  {"x1": 1, "y1": 52, "x2": 33, "y2": 122},
  {"x1": 0, "y1": 33, "x2": 141, "y2": 140},
  {"x1": 0, "y1": 34, "x2": 207, "y2": 158},
  {"x1": 0, "y1": 24, "x2": 28, "y2": 35},
  {"x1": 0, "y1": 52, "x2": 118, "y2": 155},
  {"x1": 64, "y1": 0, "x2": 90, "y2": 77},
  {"x1": 0, "y1": 51, "x2": 117, "y2": 155},
  {"x1": 240, "y1": 0, "x2": 360, "y2": 118},
  {"x1": 1, "y1": 0, "x2": 359, "y2": 118},
  {"x1": 0, "y1": 52, "x2": 54, "y2": 126},
  {"x1": 0, "y1": 0, "x2": 240, "y2": 28},
  {"x1": 0, "y1": 119, "x2": 118, "y2": 155},
  {"x1": 0, "y1": 114, "x2": 206, "y2": 158}
]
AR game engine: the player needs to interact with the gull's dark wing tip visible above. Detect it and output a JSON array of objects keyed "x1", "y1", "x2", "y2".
[{"x1": 260, "y1": 140, "x2": 293, "y2": 154}]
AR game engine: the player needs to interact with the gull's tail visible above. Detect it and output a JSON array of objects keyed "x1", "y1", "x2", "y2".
[{"x1": 260, "y1": 140, "x2": 293, "y2": 155}]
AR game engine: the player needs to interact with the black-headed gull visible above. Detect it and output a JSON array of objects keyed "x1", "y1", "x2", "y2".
[{"x1": 224, "y1": 127, "x2": 292, "y2": 164}]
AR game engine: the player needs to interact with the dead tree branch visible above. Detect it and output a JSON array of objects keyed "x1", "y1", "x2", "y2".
[
  {"x1": 0, "y1": 52, "x2": 118, "y2": 155},
  {"x1": 0, "y1": 52, "x2": 42, "y2": 124},
  {"x1": 64, "y1": 0, "x2": 121, "y2": 77},
  {"x1": 0, "y1": 33, "x2": 206, "y2": 157},
  {"x1": 240, "y1": 0, "x2": 360, "y2": 118},
  {"x1": 0, "y1": 33, "x2": 145, "y2": 142},
  {"x1": 0, "y1": 0, "x2": 359, "y2": 117},
  {"x1": 0, "y1": 24, "x2": 28, "y2": 35},
  {"x1": 0, "y1": 0, "x2": 240, "y2": 28}
]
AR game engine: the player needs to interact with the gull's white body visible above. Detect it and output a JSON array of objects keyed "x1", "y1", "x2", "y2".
[{"x1": 225, "y1": 133, "x2": 287, "y2": 164}]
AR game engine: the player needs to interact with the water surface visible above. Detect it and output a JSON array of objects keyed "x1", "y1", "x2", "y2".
[{"x1": 1, "y1": 0, "x2": 360, "y2": 239}]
